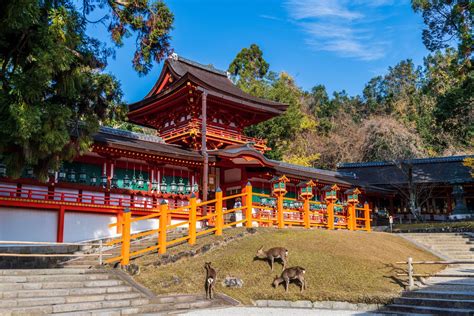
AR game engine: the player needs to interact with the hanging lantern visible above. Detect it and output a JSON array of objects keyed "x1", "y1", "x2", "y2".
[
  {"x1": 160, "y1": 177, "x2": 168, "y2": 193},
  {"x1": 170, "y1": 179, "x2": 177, "y2": 193},
  {"x1": 78, "y1": 168, "x2": 87, "y2": 183},
  {"x1": 193, "y1": 182, "x2": 199, "y2": 193},
  {"x1": 152, "y1": 180, "x2": 158, "y2": 192},
  {"x1": 137, "y1": 173, "x2": 145, "y2": 188},
  {"x1": 271, "y1": 175, "x2": 289, "y2": 196},
  {"x1": 58, "y1": 168, "x2": 66, "y2": 182},
  {"x1": 123, "y1": 174, "x2": 130, "y2": 187},
  {"x1": 101, "y1": 174, "x2": 108, "y2": 188},
  {"x1": 90, "y1": 173, "x2": 97, "y2": 186},
  {"x1": 132, "y1": 175, "x2": 137, "y2": 186},
  {"x1": 185, "y1": 181, "x2": 192, "y2": 194},
  {"x1": 111, "y1": 174, "x2": 119, "y2": 188},
  {"x1": 0, "y1": 163, "x2": 6, "y2": 177},
  {"x1": 177, "y1": 178, "x2": 185, "y2": 194},
  {"x1": 261, "y1": 196, "x2": 267, "y2": 206},
  {"x1": 67, "y1": 169, "x2": 76, "y2": 182}
]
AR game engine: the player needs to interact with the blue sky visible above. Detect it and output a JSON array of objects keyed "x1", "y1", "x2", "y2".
[{"x1": 88, "y1": 0, "x2": 429, "y2": 103}]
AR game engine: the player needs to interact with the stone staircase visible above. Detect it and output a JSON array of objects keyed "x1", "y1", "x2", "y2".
[
  {"x1": 0, "y1": 267, "x2": 226, "y2": 315},
  {"x1": 62, "y1": 228, "x2": 193, "y2": 268},
  {"x1": 0, "y1": 229, "x2": 233, "y2": 315},
  {"x1": 382, "y1": 233, "x2": 474, "y2": 315}
]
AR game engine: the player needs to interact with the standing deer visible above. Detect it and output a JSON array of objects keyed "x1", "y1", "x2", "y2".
[
  {"x1": 273, "y1": 266, "x2": 306, "y2": 292},
  {"x1": 204, "y1": 262, "x2": 217, "y2": 299},
  {"x1": 255, "y1": 246, "x2": 288, "y2": 271}
]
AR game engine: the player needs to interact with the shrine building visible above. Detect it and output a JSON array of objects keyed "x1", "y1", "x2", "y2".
[{"x1": 0, "y1": 54, "x2": 472, "y2": 242}]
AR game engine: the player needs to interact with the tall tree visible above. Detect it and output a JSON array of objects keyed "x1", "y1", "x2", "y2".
[
  {"x1": 412, "y1": 0, "x2": 473, "y2": 67},
  {"x1": 0, "y1": 0, "x2": 173, "y2": 180}
]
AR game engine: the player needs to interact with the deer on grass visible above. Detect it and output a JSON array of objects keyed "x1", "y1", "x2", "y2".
[
  {"x1": 273, "y1": 266, "x2": 306, "y2": 293},
  {"x1": 255, "y1": 246, "x2": 288, "y2": 271},
  {"x1": 204, "y1": 262, "x2": 217, "y2": 299}
]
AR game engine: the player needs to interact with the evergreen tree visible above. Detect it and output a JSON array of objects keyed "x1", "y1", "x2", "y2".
[{"x1": 0, "y1": 0, "x2": 173, "y2": 180}]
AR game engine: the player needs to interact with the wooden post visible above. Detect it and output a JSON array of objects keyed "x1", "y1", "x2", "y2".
[
  {"x1": 408, "y1": 257, "x2": 414, "y2": 290},
  {"x1": 364, "y1": 202, "x2": 371, "y2": 232},
  {"x1": 159, "y1": 201, "x2": 168, "y2": 254},
  {"x1": 189, "y1": 194, "x2": 197, "y2": 245},
  {"x1": 347, "y1": 204, "x2": 355, "y2": 231},
  {"x1": 303, "y1": 198, "x2": 310, "y2": 229},
  {"x1": 245, "y1": 182, "x2": 253, "y2": 228},
  {"x1": 277, "y1": 193, "x2": 284, "y2": 229},
  {"x1": 215, "y1": 188, "x2": 223, "y2": 236},
  {"x1": 327, "y1": 201, "x2": 334, "y2": 230},
  {"x1": 120, "y1": 209, "x2": 131, "y2": 266}
]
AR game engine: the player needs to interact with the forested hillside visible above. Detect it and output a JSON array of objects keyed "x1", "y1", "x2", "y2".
[{"x1": 228, "y1": 2, "x2": 473, "y2": 169}]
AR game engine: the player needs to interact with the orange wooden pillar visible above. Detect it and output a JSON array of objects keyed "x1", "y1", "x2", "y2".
[
  {"x1": 303, "y1": 198, "x2": 310, "y2": 229},
  {"x1": 215, "y1": 188, "x2": 223, "y2": 236},
  {"x1": 244, "y1": 182, "x2": 253, "y2": 228},
  {"x1": 116, "y1": 211, "x2": 123, "y2": 234},
  {"x1": 189, "y1": 194, "x2": 197, "y2": 245},
  {"x1": 326, "y1": 201, "x2": 335, "y2": 230},
  {"x1": 158, "y1": 201, "x2": 168, "y2": 254},
  {"x1": 120, "y1": 209, "x2": 131, "y2": 266},
  {"x1": 364, "y1": 202, "x2": 371, "y2": 232},
  {"x1": 277, "y1": 193, "x2": 284, "y2": 229}
]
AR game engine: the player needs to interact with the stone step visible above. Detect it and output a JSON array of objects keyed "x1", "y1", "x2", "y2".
[
  {"x1": 0, "y1": 273, "x2": 111, "y2": 283},
  {"x1": 386, "y1": 304, "x2": 474, "y2": 315},
  {"x1": 394, "y1": 297, "x2": 474, "y2": 309},
  {"x1": 405, "y1": 290, "x2": 474, "y2": 300},
  {"x1": 0, "y1": 292, "x2": 143, "y2": 308},
  {"x1": 0, "y1": 279, "x2": 125, "y2": 291},
  {"x1": 0, "y1": 269, "x2": 107, "y2": 276},
  {"x1": 0, "y1": 297, "x2": 150, "y2": 315},
  {"x1": 0, "y1": 285, "x2": 134, "y2": 299}
]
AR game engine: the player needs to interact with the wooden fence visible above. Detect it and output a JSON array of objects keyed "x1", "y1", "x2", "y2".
[{"x1": 106, "y1": 183, "x2": 371, "y2": 266}]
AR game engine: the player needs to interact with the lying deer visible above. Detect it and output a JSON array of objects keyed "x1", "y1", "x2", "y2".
[
  {"x1": 204, "y1": 262, "x2": 217, "y2": 299},
  {"x1": 255, "y1": 246, "x2": 288, "y2": 271},
  {"x1": 273, "y1": 266, "x2": 306, "y2": 293}
]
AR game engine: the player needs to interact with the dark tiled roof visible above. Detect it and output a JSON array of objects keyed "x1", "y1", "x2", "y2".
[
  {"x1": 94, "y1": 127, "x2": 203, "y2": 161},
  {"x1": 337, "y1": 155, "x2": 474, "y2": 185},
  {"x1": 167, "y1": 55, "x2": 287, "y2": 111}
]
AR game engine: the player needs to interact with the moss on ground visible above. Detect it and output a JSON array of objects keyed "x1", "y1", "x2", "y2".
[
  {"x1": 393, "y1": 221, "x2": 474, "y2": 232},
  {"x1": 134, "y1": 228, "x2": 443, "y2": 305}
]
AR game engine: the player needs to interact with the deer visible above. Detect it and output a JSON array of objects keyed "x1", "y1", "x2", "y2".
[
  {"x1": 255, "y1": 246, "x2": 288, "y2": 271},
  {"x1": 273, "y1": 266, "x2": 306, "y2": 293},
  {"x1": 204, "y1": 262, "x2": 217, "y2": 300}
]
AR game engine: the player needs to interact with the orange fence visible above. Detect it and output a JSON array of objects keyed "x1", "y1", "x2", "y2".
[{"x1": 105, "y1": 183, "x2": 371, "y2": 266}]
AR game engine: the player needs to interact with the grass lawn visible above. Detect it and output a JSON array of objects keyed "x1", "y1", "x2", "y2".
[
  {"x1": 134, "y1": 228, "x2": 443, "y2": 305},
  {"x1": 393, "y1": 221, "x2": 474, "y2": 232}
]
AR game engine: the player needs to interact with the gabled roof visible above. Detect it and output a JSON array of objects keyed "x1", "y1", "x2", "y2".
[
  {"x1": 93, "y1": 127, "x2": 204, "y2": 161},
  {"x1": 128, "y1": 54, "x2": 287, "y2": 116},
  {"x1": 338, "y1": 155, "x2": 474, "y2": 185}
]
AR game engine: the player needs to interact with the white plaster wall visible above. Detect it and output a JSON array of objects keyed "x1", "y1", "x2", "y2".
[
  {"x1": 110, "y1": 193, "x2": 131, "y2": 207},
  {"x1": 0, "y1": 183, "x2": 17, "y2": 197},
  {"x1": 0, "y1": 208, "x2": 57, "y2": 242},
  {"x1": 81, "y1": 190, "x2": 105, "y2": 205},
  {"x1": 63, "y1": 212, "x2": 116, "y2": 242},
  {"x1": 22, "y1": 185, "x2": 48, "y2": 200},
  {"x1": 54, "y1": 188, "x2": 79, "y2": 202},
  {"x1": 131, "y1": 217, "x2": 158, "y2": 233}
]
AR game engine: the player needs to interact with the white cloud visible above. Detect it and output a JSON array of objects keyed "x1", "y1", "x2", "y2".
[{"x1": 285, "y1": 0, "x2": 395, "y2": 61}]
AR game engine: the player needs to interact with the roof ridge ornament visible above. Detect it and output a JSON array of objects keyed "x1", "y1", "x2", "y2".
[{"x1": 169, "y1": 52, "x2": 179, "y2": 61}]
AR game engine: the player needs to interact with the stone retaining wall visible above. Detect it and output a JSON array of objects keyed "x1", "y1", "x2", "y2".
[{"x1": 254, "y1": 299, "x2": 382, "y2": 311}]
